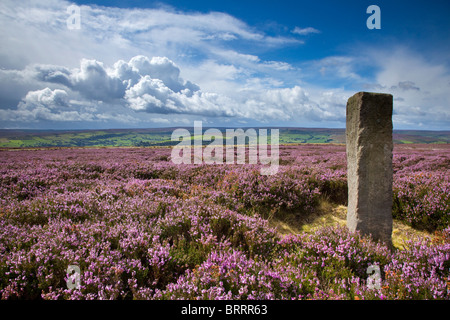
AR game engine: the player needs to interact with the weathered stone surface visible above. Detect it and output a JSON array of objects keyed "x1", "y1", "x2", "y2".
[{"x1": 346, "y1": 92, "x2": 393, "y2": 246}]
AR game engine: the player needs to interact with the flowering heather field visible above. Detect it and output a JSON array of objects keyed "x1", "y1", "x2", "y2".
[{"x1": 0, "y1": 144, "x2": 449, "y2": 300}]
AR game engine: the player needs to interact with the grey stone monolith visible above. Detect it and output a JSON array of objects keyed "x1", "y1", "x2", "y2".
[{"x1": 346, "y1": 92, "x2": 393, "y2": 247}]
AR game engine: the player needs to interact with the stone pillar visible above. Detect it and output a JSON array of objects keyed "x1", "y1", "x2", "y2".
[{"x1": 346, "y1": 92, "x2": 393, "y2": 246}]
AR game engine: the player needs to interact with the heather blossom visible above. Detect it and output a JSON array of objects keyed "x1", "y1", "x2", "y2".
[{"x1": 0, "y1": 144, "x2": 448, "y2": 300}]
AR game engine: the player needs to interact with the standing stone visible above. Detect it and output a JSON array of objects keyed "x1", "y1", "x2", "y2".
[{"x1": 346, "y1": 92, "x2": 393, "y2": 246}]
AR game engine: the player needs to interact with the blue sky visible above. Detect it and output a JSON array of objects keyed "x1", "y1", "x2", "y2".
[{"x1": 0, "y1": 0, "x2": 449, "y2": 130}]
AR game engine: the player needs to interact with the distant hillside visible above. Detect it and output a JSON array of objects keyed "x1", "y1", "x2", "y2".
[{"x1": 0, "y1": 127, "x2": 449, "y2": 148}]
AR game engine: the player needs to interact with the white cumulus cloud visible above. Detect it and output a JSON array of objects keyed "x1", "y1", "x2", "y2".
[
  {"x1": 292, "y1": 27, "x2": 320, "y2": 36},
  {"x1": 4, "y1": 87, "x2": 94, "y2": 122}
]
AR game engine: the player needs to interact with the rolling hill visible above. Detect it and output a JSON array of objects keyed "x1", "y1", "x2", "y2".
[{"x1": 0, "y1": 127, "x2": 449, "y2": 148}]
